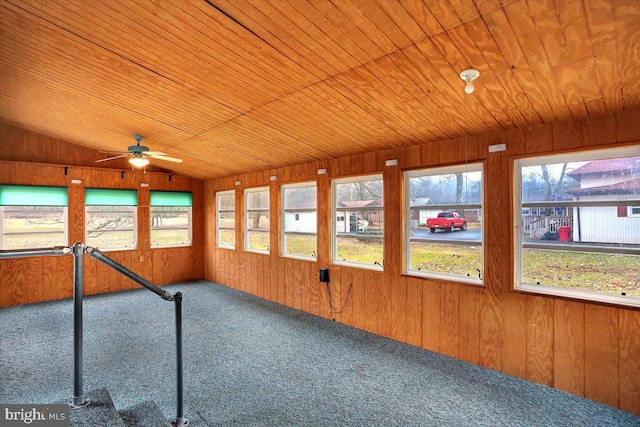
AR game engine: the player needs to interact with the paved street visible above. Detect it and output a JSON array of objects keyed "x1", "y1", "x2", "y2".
[{"x1": 411, "y1": 227, "x2": 482, "y2": 242}]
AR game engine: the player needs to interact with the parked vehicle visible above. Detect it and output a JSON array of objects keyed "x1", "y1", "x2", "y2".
[{"x1": 426, "y1": 211, "x2": 467, "y2": 232}]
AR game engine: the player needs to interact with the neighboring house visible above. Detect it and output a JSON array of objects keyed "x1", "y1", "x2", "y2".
[
  {"x1": 409, "y1": 197, "x2": 440, "y2": 226},
  {"x1": 336, "y1": 200, "x2": 382, "y2": 232},
  {"x1": 568, "y1": 156, "x2": 640, "y2": 244},
  {"x1": 284, "y1": 200, "x2": 316, "y2": 234}
]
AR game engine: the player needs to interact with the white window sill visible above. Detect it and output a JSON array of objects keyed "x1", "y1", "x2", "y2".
[
  {"x1": 332, "y1": 259, "x2": 383, "y2": 271},
  {"x1": 517, "y1": 282, "x2": 640, "y2": 308},
  {"x1": 282, "y1": 253, "x2": 317, "y2": 262},
  {"x1": 151, "y1": 244, "x2": 192, "y2": 249},
  {"x1": 215, "y1": 245, "x2": 236, "y2": 250},
  {"x1": 406, "y1": 270, "x2": 483, "y2": 286}
]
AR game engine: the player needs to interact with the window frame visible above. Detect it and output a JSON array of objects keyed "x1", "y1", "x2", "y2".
[
  {"x1": 513, "y1": 145, "x2": 640, "y2": 308},
  {"x1": 331, "y1": 173, "x2": 384, "y2": 271},
  {"x1": 281, "y1": 181, "x2": 317, "y2": 261},
  {"x1": 244, "y1": 186, "x2": 270, "y2": 254},
  {"x1": 85, "y1": 188, "x2": 138, "y2": 252},
  {"x1": 149, "y1": 191, "x2": 192, "y2": 249},
  {"x1": 216, "y1": 190, "x2": 236, "y2": 249},
  {"x1": 404, "y1": 163, "x2": 484, "y2": 285},
  {"x1": 0, "y1": 185, "x2": 69, "y2": 250}
]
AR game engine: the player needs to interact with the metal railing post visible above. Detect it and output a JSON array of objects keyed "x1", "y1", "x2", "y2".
[
  {"x1": 71, "y1": 242, "x2": 89, "y2": 408},
  {"x1": 172, "y1": 292, "x2": 188, "y2": 427}
]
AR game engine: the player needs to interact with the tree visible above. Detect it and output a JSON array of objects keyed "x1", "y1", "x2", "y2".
[{"x1": 522, "y1": 163, "x2": 575, "y2": 215}]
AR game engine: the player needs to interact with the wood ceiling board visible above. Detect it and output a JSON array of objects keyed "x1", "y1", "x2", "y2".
[
  {"x1": 443, "y1": 24, "x2": 521, "y2": 130},
  {"x1": 0, "y1": 95, "x2": 151, "y2": 154},
  {"x1": 302, "y1": 81, "x2": 414, "y2": 148},
  {"x1": 182, "y1": 0, "x2": 318, "y2": 90},
  {"x1": 177, "y1": 136, "x2": 273, "y2": 173},
  {"x1": 278, "y1": 0, "x2": 371, "y2": 66},
  {"x1": 199, "y1": 118, "x2": 322, "y2": 167},
  {"x1": 584, "y1": 0, "x2": 620, "y2": 114},
  {"x1": 471, "y1": 0, "x2": 505, "y2": 16},
  {"x1": 250, "y1": 87, "x2": 411, "y2": 158},
  {"x1": 257, "y1": 0, "x2": 359, "y2": 72},
  {"x1": 1, "y1": 0, "x2": 640, "y2": 179},
  {"x1": 417, "y1": 35, "x2": 500, "y2": 135},
  {"x1": 251, "y1": 95, "x2": 375, "y2": 155},
  {"x1": 37, "y1": 1, "x2": 277, "y2": 113},
  {"x1": 211, "y1": 0, "x2": 336, "y2": 79},
  {"x1": 0, "y1": 63, "x2": 198, "y2": 150},
  {"x1": 613, "y1": 0, "x2": 640, "y2": 109},
  {"x1": 394, "y1": 44, "x2": 488, "y2": 132},
  {"x1": 459, "y1": 19, "x2": 541, "y2": 128},
  {"x1": 556, "y1": 0, "x2": 594, "y2": 63},
  {"x1": 111, "y1": 0, "x2": 298, "y2": 102},
  {"x1": 527, "y1": 0, "x2": 590, "y2": 119},
  {"x1": 367, "y1": 0, "x2": 426, "y2": 44},
  {"x1": 0, "y1": 7, "x2": 238, "y2": 132},
  {"x1": 423, "y1": 0, "x2": 466, "y2": 31},
  {"x1": 447, "y1": 0, "x2": 483, "y2": 25},
  {"x1": 347, "y1": 0, "x2": 414, "y2": 49},
  {"x1": 364, "y1": 55, "x2": 453, "y2": 141},
  {"x1": 311, "y1": 0, "x2": 391, "y2": 59},
  {"x1": 145, "y1": 152, "x2": 235, "y2": 180},
  {"x1": 481, "y1": 9, "x2": 558, "y2": 123},
  {"x1": 397, "y1": 0, "x2": 444, "y2": 38},
  {"x1": 331, "y1": 68, "x2": 430, "y2": 145},
  {"x1": 511, "y1": 28, "x2": 573, "y2": 121},
  {"x1": 0, "y1": 56, "x2": 198, "y2": 153},
  {"x1": 10, "y1": 0, "x2": 272, "y2": 113},
  {"x1": 387, "y1": 48, "x2": 467, "y2": 139},
  {"x1": 329, "y1": 0, "x2": 398, "y2": 54}
]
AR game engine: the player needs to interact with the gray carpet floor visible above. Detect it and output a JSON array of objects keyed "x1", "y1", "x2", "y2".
[{"x1": 1, "y1": 280, "x2": 639, "y2": 426}]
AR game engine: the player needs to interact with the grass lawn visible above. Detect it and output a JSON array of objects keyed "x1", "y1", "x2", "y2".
[
  {"x1": 410, "y1": 242, "x2": 482, "y2": 278},
  {"x1": 286, "y1": 235, "x2": 639, "y2": 297},
  {"x1": 523, "y1": 249, "x2": 639, "y2": 296}
]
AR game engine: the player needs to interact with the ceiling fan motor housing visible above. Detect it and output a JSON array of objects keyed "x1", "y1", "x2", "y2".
[{"x1": 128, "y1": 145, "x2": 149, "y2": 153}]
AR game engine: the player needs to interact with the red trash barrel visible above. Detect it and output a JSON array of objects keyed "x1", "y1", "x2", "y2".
[{"x1": 558, "y1": 226, "x2": 571, "y2": 241}]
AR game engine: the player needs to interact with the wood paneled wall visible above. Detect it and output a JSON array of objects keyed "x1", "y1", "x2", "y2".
[
  {"x1": 0, "y1": 124, "x2": 204, "y2": 306},
  {"x1": 204, "y1": 107, "x2": 640, "y2": 415}
]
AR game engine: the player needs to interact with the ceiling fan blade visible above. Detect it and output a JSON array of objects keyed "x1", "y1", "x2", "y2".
[
  {"x1": 99, "y1": 150, "x2": 130, "y2": 155},
  {"x1": 148, "y1": 154, "x2": 183, "y2": 163},
  {"x1": 144, "y1": 151, "x2": 166, "y2": 156},
  {"x1": 96, "y1": 154, "x2": 129, "y2": 163}
]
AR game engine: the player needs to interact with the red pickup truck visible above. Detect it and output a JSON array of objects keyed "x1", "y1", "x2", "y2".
[{"x1": 426, "y1": 212, "x2": 467, "y2": 232}]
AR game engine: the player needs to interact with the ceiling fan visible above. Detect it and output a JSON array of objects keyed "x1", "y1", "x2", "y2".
[{"x1": 96, "y1": 134, "x2": 183, "y2": 168}]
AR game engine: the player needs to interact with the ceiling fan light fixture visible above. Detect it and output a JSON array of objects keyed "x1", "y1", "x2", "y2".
[
  {"x1": 129, "y1": 157, "x2": 149, "y2": 168},
  {"x1": 460, "y1": 68, "x2": 480, "y2": 94}
]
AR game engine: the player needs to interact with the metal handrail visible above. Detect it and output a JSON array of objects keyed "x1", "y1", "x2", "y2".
[
  {"x1": 85, "y1": 246, "x2": 173, "y2": 301},
  {"x1": 0, "y1": 246, "x2": 71, "y2": 259},
  {"x1": 0, "y1": 244, "x2": 188, "y2": 426}
]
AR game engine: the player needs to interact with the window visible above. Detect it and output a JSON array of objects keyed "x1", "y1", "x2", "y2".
[
  {"x1": 244, "y1": 187, "x2": 269, "y2": 253},
  {"x1": 332, "y1": 174, "x2": 383, "y2": 269},
  {"x1": 85, "y1": 189, "x2": 137, "y2": 250},
  {"x1": 514, "y1": 146, "x2": 640, "y2": 307},
  {"x1": 150, "y1": 191, "x2": 192, "y2": 247},
  {"x1": 216, "y1": 190, "x2": 236, "y2": 248},
  {"x1": 281, "y1": 182, "x2": 317, "y2": 259},
  {"x1": 0, "y1": 185, "x2": 68, "y2": 249},
  {"x1": 405, "y1": 164, "x2": 483, "y2": 284}
]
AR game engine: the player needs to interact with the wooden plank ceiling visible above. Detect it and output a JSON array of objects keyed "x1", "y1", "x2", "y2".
[{"x1": 1, "y1": 0, "x2": 639, "y2": 180}]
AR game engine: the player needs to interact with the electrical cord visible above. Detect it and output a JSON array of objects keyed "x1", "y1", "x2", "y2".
[{"x1": 325, "y1": 282, "x2": 353, "y2": 321}]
